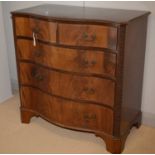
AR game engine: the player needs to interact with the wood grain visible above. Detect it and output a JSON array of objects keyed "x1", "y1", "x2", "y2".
[
  {"x1": 12, "y1": 5, "x2": 150, "y2": 153},
  {"x1": 15, "y1": 17, "x2": 57, "y2": 43},
  {"x1": 59, "y1": 23, "x2": 117, "y2": 49},
  {"x1": 20, "y1": 86, "x2": 114, "y2": 134},
  {"x1": 17, "y1": 39, "x2": 116, "y2": 77},
  {"x1": 19, "y1": 62, "x2": 115, "y2": 107}
]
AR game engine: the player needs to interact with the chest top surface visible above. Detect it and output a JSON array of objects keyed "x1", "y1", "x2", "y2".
[{"x1": 12, "y1": 4, "x2": 150, "y2": 25}]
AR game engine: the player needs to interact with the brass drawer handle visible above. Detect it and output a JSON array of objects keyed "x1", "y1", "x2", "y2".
[
  {"x1": 82, "y1": 60, "x2": 89, "y2": 66},
  {"x1": 83, "y1": 113, "x2": 96, "y2": 120},
  {"x1": 91, "y1": 60, "x2": 97, "y2": 65},
  {"x1": 83, "y1": 87, "x2": 95, "y2": 95},
  {"x1": 32, "y1": 27, "x2": 40, "y2": 34},
  {"x1": 34, "y1": 50, "x2": 42, "y2": 57},
  {"x1": 81, "y1": 60, "x2": 97, "y2": 67},
  {"x1": 35, "y1": 74, "x2": 44, "y2": 81},
  {"x1": 31, "y1": 69, "x2": 44, "y2": 81},
  {"x1": 82, "y1": 32, "x2": 88, "y2": 39},
  {"x1": 82, "y1": 32, "x2": 96, "y2": 42}
]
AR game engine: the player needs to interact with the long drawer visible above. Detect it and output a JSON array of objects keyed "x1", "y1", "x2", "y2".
[
  {"x1": 19, "y1": 62, "x2": 115, "y2": 107},
  {"x1": 17, "y1": 39, "x2": 116, "y2": 77},
  {"x1": 21, "y1": 86, "x2": 114, "y2": 134},
  {"x1": 59, "y1": 23, "x2": 117, "y2": 49},
  {"x1": 15, "y1": 17, "x2": 57, "y2": 43}
]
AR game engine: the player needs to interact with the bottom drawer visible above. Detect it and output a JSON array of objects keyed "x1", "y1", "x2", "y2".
[{"x1": 20, "y1": 86, "x2": 114, "y2": 134}]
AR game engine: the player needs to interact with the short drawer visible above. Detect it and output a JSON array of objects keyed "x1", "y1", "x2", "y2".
[
  {"x1": 14, "y1": 17, "x2": 57, "y2": 43},
  {"x1": 19, "y1": 62, "x2": 115, "y2": 107},
  {"x1": 21, "y1": 86, "x2": 113, "y2": 134},
  {"x1": 17, "y1": 39, "x2": 116, "y2": 77},
  {"x1": 59, "y1": 23, "x2": 117, "y2": 50}
]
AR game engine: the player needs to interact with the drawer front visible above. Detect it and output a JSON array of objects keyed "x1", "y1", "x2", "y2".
[
  {"x1": 59, "y1": 23, "x2": 117, "y2": 49},
  {"x1": 21, "y1": 86, "x2": 113, "y2": 134},
  {"x1": 19, "y1": 62, "x2": 115, "y2": 107},
  {"x1": 15, "y1": 17, "x2": 57, "y2": 43},
  {"x1": 17, "y1": 39, "x2": 116, "y2": 77}
]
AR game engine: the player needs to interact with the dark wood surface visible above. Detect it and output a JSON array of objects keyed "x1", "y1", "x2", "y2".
[
  {"x1": 21, "y1": 86, "x2": 114, "y2": 134},
  {"x1": 19, "y1": 62, "x2": 115, "y2": 107},
  {"x1": 17, "y1": 39, "x2": 116, "y2": 77},
  {"x1": 12, "y1": 4, "x2": 150, "y2": 25},
  {"x1": 59, "y1": 23, "x2": 117, "y2": 49},
  {"x1": 120, "y1": 14, "x2": 148, "y2": 136},
  {"x1": 12, "y1": 5, "x2": 150, "y2": 153},
  {"x1": 15, "y1": 17, "x2": 57, "y2": 43}
]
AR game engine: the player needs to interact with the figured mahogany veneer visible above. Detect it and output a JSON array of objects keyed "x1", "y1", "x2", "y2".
[
  {"x1": 19, "y1": 62, "x2": 115, "y2": 107},
  {"x1": 17, "y1": 39, "x2": 116, "y2": 77},
  {"x1": 59, "y1": 23, "x2": 117, "y2": 49},
  {"x1": 21, "y1": 87, "x2": 114, "y2": 134},
  {"x1": 12, "y1": 4, "x2": 150, "y2": 153},
  {"x1": 15, "y1": 17, "x2": 57, "y2": 43}
]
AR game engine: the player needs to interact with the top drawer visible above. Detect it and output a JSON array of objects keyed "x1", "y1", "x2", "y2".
[
  {"x1": 59, "y1": 23, "x2": 117, "y2": 50},
  {"x1": 14, "y1": 17, "x2": 57, "y2": 43}
]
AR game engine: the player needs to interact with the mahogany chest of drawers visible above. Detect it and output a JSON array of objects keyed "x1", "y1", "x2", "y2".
[{"x1": 12, "y1": 5, "x2": 150, "y2": 153}]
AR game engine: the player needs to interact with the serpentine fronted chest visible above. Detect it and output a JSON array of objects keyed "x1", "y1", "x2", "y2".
[{"x1": 11, "y1": 5, "x2": 150, "y2": 153}]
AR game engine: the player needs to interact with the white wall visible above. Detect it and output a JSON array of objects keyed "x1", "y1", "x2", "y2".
[
  {"x1": 0, "y1": 2, "x2": 12, "y2": 103},
  {"x1": 2, "y1": 1, "x2": 155, "y2": 126}
]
